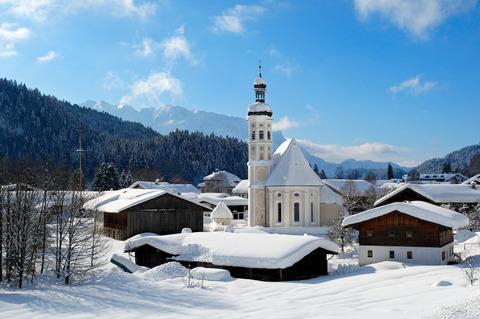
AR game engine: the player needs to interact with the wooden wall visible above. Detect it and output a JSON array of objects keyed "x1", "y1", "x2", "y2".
[{"x1": 357, "y1": 211, "x2": 453, "y2": 247}]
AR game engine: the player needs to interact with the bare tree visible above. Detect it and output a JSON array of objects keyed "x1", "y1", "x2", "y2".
[
  {"x1": 463, "y1": 256, "x2": 478, "y2": 286},
  {"x1": 329, "y1": 215, "x2": 355, "y2": 253},
  {"x1": 341, "y1": 180, "x2": 363, "y2": 214}
]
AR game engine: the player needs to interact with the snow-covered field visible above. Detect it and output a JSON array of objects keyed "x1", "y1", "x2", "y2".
[{"x1": 0, "y1": 234, "x2": 479, "y2": 319}]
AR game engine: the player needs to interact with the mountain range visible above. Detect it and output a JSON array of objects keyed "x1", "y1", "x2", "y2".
[{"x1": 81, "y1": 100, "x2": 409, "y2": 178}]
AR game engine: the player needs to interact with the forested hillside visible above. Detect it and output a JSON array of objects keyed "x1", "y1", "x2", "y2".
[
  {"x1": 0, "y1": 79, "x2": 247, "y2": 186},
  {"x1": 415, "y1": 143, "x2": 480, "y2": 176}
]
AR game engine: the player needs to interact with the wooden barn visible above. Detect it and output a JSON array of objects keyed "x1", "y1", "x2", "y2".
[
  {"x1": 342, "y1": 201, "x2": 469, "y2": 266},
  {"x1": 124, "y1": 232, "x2": 339, "y2": 281},
  {"x1": 83, "y1": 189, "x2": 211, "y2": 240}
]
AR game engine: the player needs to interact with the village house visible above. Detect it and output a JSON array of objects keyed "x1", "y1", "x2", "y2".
[
  {"x1": 128, "y1": 180, "x2": 200, "y2": 195},
  {"x1": 197, "y1": 170, "x2": 242, "y2": 194},
  {"x1": 232, "y1": 179, "x2": 248, "y2": 198},
  {"x1": 418, "y1": 173, "x2": 468, "y2": 184},
  {"x1": 342, "y1": 201, "x2": 469, "y2": 265},
  {"x1": 124, "y1": 231, "x2": 339, "y2": 281},
  {"x1": 83, "y1": 188, "x2": 211, "y2": 240},
  {"x1": 192, "y1": 192, "x2": 248, "y2": 220}
]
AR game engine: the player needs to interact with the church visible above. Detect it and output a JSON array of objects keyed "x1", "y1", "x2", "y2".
[{"x1": 247, "y1": 67, "x2": 344, "y2": 228}]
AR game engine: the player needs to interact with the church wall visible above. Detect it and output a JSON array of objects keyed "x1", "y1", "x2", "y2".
[{"x1": 319, "y1": 203, "x2": 343, "y2": 225}]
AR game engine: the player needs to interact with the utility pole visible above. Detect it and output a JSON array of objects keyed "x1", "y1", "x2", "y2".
[{"x1": 76, "y1": 133, "x2": 84, "y2": 190}]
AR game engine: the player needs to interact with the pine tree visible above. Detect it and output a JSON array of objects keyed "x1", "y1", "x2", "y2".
[
  {"x1": 443, "y1": 162, "x2": 452, "y2": 173},
  {"x1": 92, "y1": 163, "x2": 120, "y2": 191},
  {"x1": 387, "y1": 163, "x2": 394, "y2": 179},
  {"x1": 319, "y1": 169, "x2": 327, "y2": 179}
]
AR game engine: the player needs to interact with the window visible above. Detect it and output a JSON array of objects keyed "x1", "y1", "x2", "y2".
[
  {"x1": 367, "y1": 250, "x2": 373, "y2": 258},
  {"x1": 277, "y1": 193, "x2": 282, "y2": 197},
  {"x1": 267, "y1": 131, "x2": 271, "y2": 140},
  {"x1": 407, "y1": 251, "x2": 413, "y2": 259},
  {"x1": 259, "y1": 130, "x2": 264, "y2": 140},
  {"x1": 388, "y1": 230, "x2": 396, "y2": 238},
  {"x1": 389, "y1": 251, "x2": 395, "y2": 259},
  {"x1": 277, "y1": 203, "x2": 282, "y2": 223},
  {"x1": 294, "y1": 202, "x2": 300, "y2": 222},
  {"x1": 259, "y1": 152, "x2": 264, "y2": 160},
  {"x1": 442, "y1": 251, "x2": 446, "y2": 261},
  {"x1": 406, "y1": 230, "x2": 413, "y2": 239},
  {"x1": 251, "y1": 130, "x2": 255, "y2": 140},
  {"x1": 310, "y1": 202, "x2": 314, "y2": 222},
  {"x1": 366, "y1": 230, "x2": 373, "y2": 237}
]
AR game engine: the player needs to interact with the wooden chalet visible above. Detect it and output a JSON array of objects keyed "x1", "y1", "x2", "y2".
[
  {"x1": 83, "y1": 189, "x2": 211, "y2": 240},
  {"x1": 124, "y1": 232, "x2": 339, "y2": 281},
  {"x1": 342, "y1": 201, "x2": 469, "y2": 265}
]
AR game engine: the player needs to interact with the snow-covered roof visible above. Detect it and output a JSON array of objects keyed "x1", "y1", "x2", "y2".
[
  {"x1": 320, "y1": 185, "x2": 344, "y2": 204},
  {"x1": 232, "y1": 179, "x2": 248, "y2": 194},
  {"x1": 211, "y1": 202, "x2": 233, "y2": 219},
  {"x1": 419, "y1": 173, "x2": 468, "y2": 182},
  {"x1": 83, "y1": 188, "x2": 210, "y2": 213},
  {"x1": 202, "y1": 171, "x2": 241, "y2": 187},
  {"x1": 374, "y1": 183, "x2": 480, "y2": 206},
  {"x1": 266, "y1": 139, "x2": 323, "y2": 187},
  {"x1": 254, "y1": 76, "x2": 266, "y2": 85},
  {"x1": 463, "y1": 174, "x2": 480, "y2": 185},
  {"x1": 129, "y1": 181, "x2": 200, "y2": 194},
  {"x1": 379, "y1": 182, "x2": 405, "y2": 191},
  {"x1": 323, "y1": 179, "x2": 374, "y2": 195},
  {"x1": 196, "y1": 193, "x2": 248, "y2": 206},
  {"x1": 124, "y1": 232, "x2": 339, "y2": 269},
  {"x1": 248, "y1": 102, "x2": 272, "y2": 113},
  {"x1": 342, "y1": 201, "x2": 469, "y2": 229}
]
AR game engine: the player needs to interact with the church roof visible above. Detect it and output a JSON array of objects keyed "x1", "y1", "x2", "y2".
[
  {"x1": 248, "y1": 102, "x2": 272, "y2": 113},
  {"x1": 266, "y1": 139, "x2": 323, "y2": 187}
]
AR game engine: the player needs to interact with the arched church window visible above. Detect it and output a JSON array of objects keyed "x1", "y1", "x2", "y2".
[
  {"x1": 310, "y1": 202, "x2": 314, "y2": 222},
  {"x1": 268, "y1": 153, "x2": 271, "y2": 160},
  {"x1": 259, "y1": 131, "x2": 264, "y2": 140},
  {"x1": 267, "y1": 131, "x2": 271, "y2": 140},
  {"x1": 294, "y1": 203, "x2": 300, "y2": 222},
  {"x1": 251, "y1": 130, "x2": 255, "y2": 140},
  {"x1": 294, "y1": 193, "x2": 300, "y2": 197},
  {"x1": 277, "y1": 203, "x2": 282, "y2": 223}
]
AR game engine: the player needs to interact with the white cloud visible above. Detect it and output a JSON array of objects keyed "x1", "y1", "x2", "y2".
[
  {"x1": 102, "y1": 71, "x2": 124, "y2": 90},
  {"x1": 354, "y1": 0, "x2": 476, "y2": 39},
  {"x1": 298, "y1": 139, "x2": 416, "y2": 165},
  {"x1": 273, "y1": 116, "x2": 298, "y2": 132},
  {"x1": 136, "y1": 38, "x2": 154, "y2": 57},
  {"x1": 0, "y1": 23, "x2": 31, "y2": 57},
  {"x1": 36, "y1": 50, "x2": 60, "y2": 63},
  {"x1": 0, "y1": 0, "x2": 158, "y2": 22},
  {"x1": 273, "y1": 61, "x2": 297, "y2": 77},
  {"x1": 120, "y1": 72, "x2": 182, "y2": 108},
  {"x1": 389, "y1": 75, "x2": 436, "y2": 95},
  {"x1": 212, "y1": 4, "x2": 266, "y2": 33}
]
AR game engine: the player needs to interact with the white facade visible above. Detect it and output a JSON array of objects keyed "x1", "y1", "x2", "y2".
[
  {"x1": 358, "y1": 243, "x2": 455, "y2": 266},
  {"x1": 246, "y1": 68, "x2": 343, "y2": 227}
]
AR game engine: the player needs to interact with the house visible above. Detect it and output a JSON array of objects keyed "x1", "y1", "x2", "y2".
[
  {"x1": 342, "y1": 201, "x2": 469, "y2": 265},
  {"x1": 245, "y1": 67, "x2": 345, "y2": 228},
  {"x1": 197, "y1": 170, "x2": 241, "y2": 194},
  {"x1": 194, "y1": 193, "x2": 248, "y2": 220},
  {"x1": 128, "y1": 180, "x2": 200, "y2": 194},
  {"x1": 418, "y1": 173, "x2": 468, "y2": 184},
  {"x1": 124, "y1": 231, "x2": 339, "y2": 281},
  {"x1": 83, "y1": 188, "x2": 211, "y2": 240},
  {"x1": 232, "y1": 179, "x2": 248, "y2": 198},
  {"x1": 374, "y1": 183, "x2": 480, "y2": 209},
  {"x1": 463, "y1": 174, "x2": 480, "y2": 186}
]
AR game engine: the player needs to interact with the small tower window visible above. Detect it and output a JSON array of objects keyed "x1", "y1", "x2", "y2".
[
  {"x1": 294, "y1": 203, "x2": 300, "y2": 222},
  {"x1": 251, "y1": 130, "x2": 255, "y2": 140},
  {"x1": 310, "y1": 202, "x2": 314, "y2": 222},
  {"x1": 267, "y1": 131, "x2": 271, "y2": 140},
  {"x1": 259, "y1": 131, "x2": 264, "y2": 140}
]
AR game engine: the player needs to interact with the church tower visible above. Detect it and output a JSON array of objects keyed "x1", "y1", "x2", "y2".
[{"x1": 247, "y1": 65, "x2": 273, "y2": 227}]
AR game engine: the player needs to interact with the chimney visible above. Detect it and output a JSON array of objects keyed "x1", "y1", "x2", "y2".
[{"x1": 471, "y1": 181, "x2": 477, "y2": 189}]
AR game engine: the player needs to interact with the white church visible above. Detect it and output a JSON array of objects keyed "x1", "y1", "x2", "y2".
[{"x1": 246, "y1": 67, "x2": 344, "y2": 228}]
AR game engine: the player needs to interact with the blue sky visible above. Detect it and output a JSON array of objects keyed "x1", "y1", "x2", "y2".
[{"x1": 0, "y1": 0, "x2": 479, "y2": 167}]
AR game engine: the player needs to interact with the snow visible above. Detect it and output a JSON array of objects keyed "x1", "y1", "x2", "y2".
[
  {"x1": 111, "y1": 253, "x2": 139, "y2": 273},
  {"x1": 128, "y1": 181, "x2": 200, "y2": 194},
  {"x1": 266, "y1": 138, "x2": 323, "y2": 187},
  {"x1": 248, "y1": 102, "x2": 272, "y2": 113},
  {"x1": 343, "y1": 201, "x2": 469, "y2": 229},
  {"x1": 323, "y1": 179, "x2": 375, "y2": 195},
  {"x1": 375, "y1": 183, "x2": 480, "y2": 206},
  {"x1": 195, "y1": 193, "x2": 248, "y2": 207},
  {"x1": 83, "y1": 188, "x2": 210, "y2": 213},
  {"x1": 124, "y1": 232, "x2": 340, "y2": 269},
  {"x1": 202, "y1": 170, "x2": 241, "y2": 187},
  {"x1": 232, "y1": 179, "x2": 248, "y2": 194},
  {"x1": 432, "y1": 280, "x2": 453, "y2": 287},
  {"x1": 211, "y1": 202, "x2": 233, "y2": 219},
  {"x1": 138, "y1": 262, "x2": 189, "y2": 281},
  {"x1": 1, "y1": 234, "x2": 480, "y2": 318},
  {"x1": 320, "y1": 184, "x2": 344, "y2": 204},
  {"x1": 463, "y1": 174, "x2": 480, "y2": 185},
  {"x1": 190, "y1": 267, "x2": 232, "y2": 281}
]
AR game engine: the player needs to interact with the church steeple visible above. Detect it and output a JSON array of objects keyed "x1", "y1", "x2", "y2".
[{"x1": 254, "y1": 63, "x2": 266, "y2": 103}]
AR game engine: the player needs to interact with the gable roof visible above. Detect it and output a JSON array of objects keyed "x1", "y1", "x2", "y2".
[
  {"x1": 323, "y1": 179, "x2": 374, "y2": 195},
  {"x1": 211, "y1": 202, "x2": 233, "y2": 219},
  {"x1": 83, "y1": 188, "x2": 211, "y2": 213},
  {"x1": 463, "y1": 174, "x2": 480, "y2": 185},
  {"x1": 266, "y1": 138, "x2": 323, "y2": 187},
  {"x1": 342, "y1": 201, "x2": 469, "y2": 229},
  {"x1": 374, "y1": 183, "x2": 480, "y2": 206},
  {"x1": 232, "y1": 179, "x2": 248, "y2": 194},
  {"x1": 124, "y1": 232, "x2": 339, "y2": 269}
]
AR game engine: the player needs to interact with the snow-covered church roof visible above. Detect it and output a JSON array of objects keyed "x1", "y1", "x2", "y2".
[
  {"x1": 342, "y1": 201, "x2": 469, "y2": 229},
  {"x1": 124, "y1": 232, "x2": 339, "y2": 269},
  {"x1": 211, "y1": 202, "x2": 233, "y2": 219},
  {"x1": 248, "y1": 102, "x2": 272, "y2": 114},
  {"x1": 266, "y1": 139, "x2": 323, "y2": 187}
]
